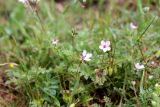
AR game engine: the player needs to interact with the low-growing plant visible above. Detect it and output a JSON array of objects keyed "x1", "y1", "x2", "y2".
[{"x1": 0, "y1": 0, "x2": 160, "y2": 107}]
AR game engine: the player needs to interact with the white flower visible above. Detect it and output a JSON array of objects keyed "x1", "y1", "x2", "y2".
[
  {"x1": 18, "y1": 0, "x2": 27, "y2": 3},
  {"x1": 130, "y1": 22, "x2": 138, "y2": 31},
  {"x1": 135, "y1": 63, "x2": 145, "y2": 70},
  {"x1": 99, "y1": 40, "x2": 111, "y2": 52},
  {"x1": 131, "y1": 81, "x2": 136, "y2": 86},
  {"x1": 143, "y1": 7, "x2": 150, "y2": 12},
  {"x1": 151, "y1": 61, "x2": 155, "y2": 65},
  {"x1": 80, "y1": 50, "x2": 92, "y2": 61},
  {"x1": 148, "y1": 75, "x2": 153, "y2": 80},
  {"x1": 155, "y1": 83, "x2": 159, "y2": 87},
  {"x1": 52, "y1": 39, "x2": 59, "y2": 45}
]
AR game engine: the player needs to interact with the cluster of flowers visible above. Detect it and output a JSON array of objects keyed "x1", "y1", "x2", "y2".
[
  {"x1": 51, "y1": 38, "x2": 146, "y2": 71},
  {"x1": 18, "y1": 0, "x2": 159, "y2": 87},
  {"x1": 80, "y1": 41, "x2": 145, "y2": 71},
  {"x1": 19, "y1": 0, "x2": 144, "y2": 71},
  {"x1": 80, "y1": 40, "x2": 111, "y2": 62},
  {"x1": 50, "y1": 22, "x2": 144, "y2": 71},
  {"x1": 19, "y1": 0, "x2": 156, "y2": 72}
]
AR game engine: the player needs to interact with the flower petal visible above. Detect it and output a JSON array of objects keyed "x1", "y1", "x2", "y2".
[
  {"x1": 82, "y1": 50, "x2": 87, "y2": 56},
  {"x1": 103, "y1": 48, "x2": 108, "y2": 52},
  {"x1": 130, "y1": 22, "x2": 137, "y2": 30},
  {"x1": 84, "y1": 57, "x2": 91, "y2": 61},
  {"x1": 101, "y1": 40, "x2": 105, "y2": 45},
  {"x1": 135, "y1": 63, "x2": 144, "y2": 70},
  {"x1": 105, "y1": 41, "x2": 110, "y2": 46},
  {"x1": 87, "y1": 53, "x2": 92, "y2": 58},
  {"x1": 99, "y1": 45, "x2": 103, "y2": 49},
  {"x1": 103, "y1": 47, "x2": 111, "y2": 52}
]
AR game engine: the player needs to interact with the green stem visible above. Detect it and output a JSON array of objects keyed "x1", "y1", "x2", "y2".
[
  {"x1": 118, "y1": 67, "x2": 127, "y2": 107},
  {"x1": 138, "y1": 16, "x2": 157, "y2": 40},
  {"x1": 137, "y1": 16, "x2": 158, "y2": 93},
  {"x1": 133, "y1": 85, "x2": 140, "y2": 106},
  {"x1": 35, "y1": 10, "x2": 46, "y2": 35},
  {"x1": 71, "y1": 62, "x2": 81, "y2": 104},
  {"x1": 140, "y1": 70, "x2": 145, "y2": 95}
]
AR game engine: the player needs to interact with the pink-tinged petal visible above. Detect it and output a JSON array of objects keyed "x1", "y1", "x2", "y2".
[
  {"x1": 135, "y1": 63, "x2": 145, "y2": 70},
  {"x1": 81, "y1": 50, "x2": 92, "y2": 61},
  {"x1": 135, "y1": 63, "x2": 140, "y2": 68},
  {"x1": 99, "y1": 40, "x2": 111, "y2": 52},
  {"x1": 101, "y1": 40, "x2": 106, "y2": 45},
  {"x1": 105, "y1": 41, "x2": 110, "y2": 46},
  {"x1": 82, "y1": 50, "x2": 87, "y2": 56},
  {"x1": 130, "y1": 22, "x2": 137, "y2": 30}
]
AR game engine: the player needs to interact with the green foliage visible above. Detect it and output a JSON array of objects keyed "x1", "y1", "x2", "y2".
[{"x1": 0, "y1": 0, "x2": 160, "y2": 106}]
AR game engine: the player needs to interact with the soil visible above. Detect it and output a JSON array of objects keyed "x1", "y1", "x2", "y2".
[{"x1": 0, "y1": 70, "x2": 15, "y2": 106}]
